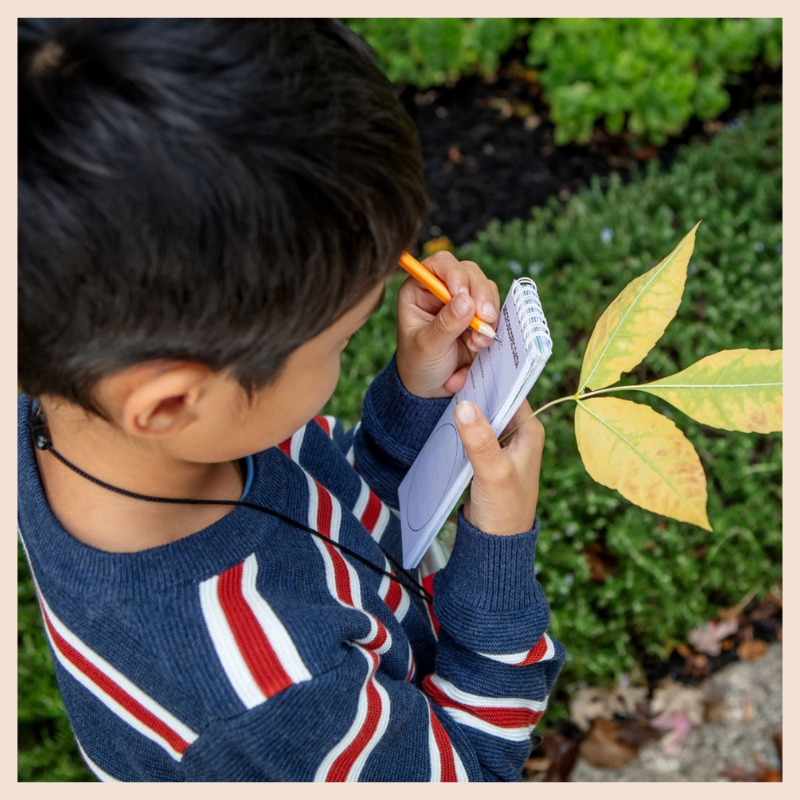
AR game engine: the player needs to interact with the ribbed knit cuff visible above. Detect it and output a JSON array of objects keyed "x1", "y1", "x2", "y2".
[
  {"x1": 361, "y1": 354, "x2": 451, "y2": 467},
  {"x1": 433, "y1": 508, "x2": 550, "y2": 653}
]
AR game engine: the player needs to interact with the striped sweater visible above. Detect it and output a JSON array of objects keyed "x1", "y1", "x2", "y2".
[{"x1": 17, "y1": 357, "x2": 565, "y2": 782}]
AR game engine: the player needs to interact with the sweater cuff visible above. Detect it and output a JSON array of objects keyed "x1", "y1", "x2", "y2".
[
  {"x1": 361, "y1": 354, "x2": 451, "y2": 467},
  {"x1": 432, "y1": 508, "x2": 550, "y2": 653}
]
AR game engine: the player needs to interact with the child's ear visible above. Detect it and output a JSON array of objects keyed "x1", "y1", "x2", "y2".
[{"x1": 97, "y1": 362, "x2": 215, "y2": 439}]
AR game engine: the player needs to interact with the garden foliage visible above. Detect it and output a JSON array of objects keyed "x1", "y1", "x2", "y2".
[
  {"x1": 346, "y1": 18, "x2": 782, "y2": 149},
  {"x1": 526, "y1": 18, "x2": 782, "y2": 146},
  {"x1": 345, "y1": 18, "x2": 526, "y2": 87}
]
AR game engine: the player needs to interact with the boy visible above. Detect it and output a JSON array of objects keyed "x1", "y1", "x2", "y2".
[{"x1": 18, "y1": 19, "x2": 564, "y2": 781}]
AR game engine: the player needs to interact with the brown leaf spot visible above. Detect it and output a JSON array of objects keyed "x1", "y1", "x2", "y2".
[
  {"x1": 579, "y1": 718, "x2": 639, "y2": 769},
  {"x1": 738, "y1": 639, "x2": 769, "y2": 661}
]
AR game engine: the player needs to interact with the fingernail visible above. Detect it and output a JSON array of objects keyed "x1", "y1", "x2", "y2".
[
  {"x1": 455, "y1": 401, "x2": 476, "y2": 424},
  {"x1": 480, "y1": 302, "x2": 496, "y2": 321},
  {"x1": 453, "y1": 293, "x2": 471, "y2": 316}
]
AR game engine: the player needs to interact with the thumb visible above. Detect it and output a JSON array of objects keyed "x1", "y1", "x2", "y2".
[
  {"x1": 453, "y1": 400, "x2": 506, "y2": 484},
  {"x1": 424, "y1": 291, "x2": 474, "y2": 350}
]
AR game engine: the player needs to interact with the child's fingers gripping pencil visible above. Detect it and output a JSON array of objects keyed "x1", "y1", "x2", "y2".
[{"x1": 399, "y1": 251, "x2": 501, "y2": 342}]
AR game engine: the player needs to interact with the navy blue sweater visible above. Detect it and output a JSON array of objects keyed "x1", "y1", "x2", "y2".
[{"x1": 18, "y1": 358, "x2": 564, "y2": 781}]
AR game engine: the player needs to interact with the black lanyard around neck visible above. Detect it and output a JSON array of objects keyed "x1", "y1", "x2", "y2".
[{"x1": 28, "y1": 410, "x2": 433, "y2": 605}]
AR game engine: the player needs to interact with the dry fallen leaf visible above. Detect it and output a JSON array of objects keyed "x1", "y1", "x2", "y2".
[
  {"x1": 523, "y1": 729, "x2": 580, "y2": 782},
  {"x1": 738, "y1": 639, "x2": 769, "y2": 661},
  {"x1": 569, "y1": 685, "x2": 647, "y2": 732},
  {"x1": 579, "y1": 718, "x2": 639, "y2": 769}
]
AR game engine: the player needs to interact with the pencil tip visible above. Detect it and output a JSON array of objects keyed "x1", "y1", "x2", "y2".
[{"x1": 493, "y1": 334, "x2": 502, "y2": 343}]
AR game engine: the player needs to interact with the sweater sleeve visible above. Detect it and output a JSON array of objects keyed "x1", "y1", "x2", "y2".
[
  {"x1": 181, "y1": 509, "x2": 564, "y2": 782},
  {"x1": 342, "y1": 354, "x2": 451, "y2": 509}
]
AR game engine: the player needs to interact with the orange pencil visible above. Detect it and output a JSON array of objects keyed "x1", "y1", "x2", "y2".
[{"x1": 398, "y1": 251, "x2": 501, "y2": 342}]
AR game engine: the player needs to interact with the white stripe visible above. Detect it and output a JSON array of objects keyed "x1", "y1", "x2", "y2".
[
  {"x1": 199, "y1": 575, "x2": 265, "y2": 710},
  {"x1": 240, "y1": 555, "x2": 312, "y2": 684},
  {"x1": 305, "y1": 471, "x2": 319, "y2": 532},
  {"x1": 438, "y1": 708, "x2": 536, "y2": 742},
  {"x1": 290, "y1": 425, "x2": 306, "y2": 462},
  {"x1": 76, "y1": 739, "x2": 119, "y2": 782},
  {"x1": 371, "y1": 502, "x2": 392, "y2": 544},
  {"x1": 453, "y1": 747, "x2": 469, "y2": 781},
  {"x1": 378, "y1": 560, "x2": 410, "y2": 623},
  {"x1": 427, "y1": 707, "x2": 441, "y2": 781},
  {"x1": 476, "y1": 634, "x2": 556, "y2": 665},
  {"x1": 345, "y1": 422, "x2": 361, "y2": 466},
  {"x1": 352, "y1": 481, "x2": 370, "y2": 521},
  {"x1": 323, "y1": 415, "x2": 337, "y2": 437},
  {"x1": 329, "y1": 492, "x2": 343, "y2": 544},
  {"x1": 429, "y1": 674, "x2": 547, "y2": 713},
  {"x1": 38, "y1": 593, "x2": 198, "y2": 751}
]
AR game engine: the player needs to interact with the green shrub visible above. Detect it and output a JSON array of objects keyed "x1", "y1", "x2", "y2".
[
  {"x1": 456, "y1": 103, "x2": 782, "y2": 701},
  {"x1": 345, "y1": 18, "x2": 528, "y2": 88},
  {"x1": 526, "y1": 18, "x2": 783, "y2": 145}
]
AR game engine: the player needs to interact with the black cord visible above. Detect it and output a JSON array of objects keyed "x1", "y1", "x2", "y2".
[{"x1": 29, "y1": 412, "x2": 433, "y2": 605}]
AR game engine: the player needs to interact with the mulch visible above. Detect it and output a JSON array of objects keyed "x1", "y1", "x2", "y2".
[{"x1": 401, "y1": 52, "x2": 782, "y2": 251}]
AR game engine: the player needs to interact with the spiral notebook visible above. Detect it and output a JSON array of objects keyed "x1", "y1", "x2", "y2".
[{"x1": 399, "y1": 278, "x2": 552, "y2": 569}]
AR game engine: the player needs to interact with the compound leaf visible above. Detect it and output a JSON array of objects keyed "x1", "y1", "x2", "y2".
[
  {"x1": 578, "y1": 222, "x2": 700, "y2": 393},
  {"x1": 575, "y1": 396, "x2": 711, "y2": 530},
  {"x1": 635, "y1": 349, "x2": 782, "y2": 433}
]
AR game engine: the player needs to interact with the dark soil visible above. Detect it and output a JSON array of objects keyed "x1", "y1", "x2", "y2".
[{"x1": 401, "y1": 55, "x2": 782, "y2": 250}]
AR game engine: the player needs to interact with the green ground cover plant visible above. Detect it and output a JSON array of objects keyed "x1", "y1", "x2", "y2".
[
  {"x1": 18, "y1": 104, "x2": 781, "y2": 778},
  {"x1": 526, "y1": 18, "x2": 782, "y2": 146},
  {"x1": 345, "y1": 18, "x2": 526, "y2": 87}
]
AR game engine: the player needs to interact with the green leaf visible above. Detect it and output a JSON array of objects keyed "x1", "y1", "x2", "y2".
[
  {"x1": 578, "y1": 222, "x2": 701, "y2": 393},
  {"x1": 634, "y1": 348, "x2": 782, "y2": 433},
  {"x1": 575, "y1": 397, "x2": 711, "y2": 530}
]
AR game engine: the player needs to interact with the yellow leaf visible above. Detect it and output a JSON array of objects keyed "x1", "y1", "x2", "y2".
[
  {"x1": 422, "y1": 236, "x2": 454, "y2": 255},
  {"x1": 575, "y1": 397, "x2": 711, "y2": 531},
  {"x1": 635, "y1": 349, "x2": 782, "y2": 433},
  {"x1": 579, "y1": 222, "x2": 700, "y2": 392}
]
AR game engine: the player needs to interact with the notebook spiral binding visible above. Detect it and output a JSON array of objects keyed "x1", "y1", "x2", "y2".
[{"x1": 512, "y1": 278, "x2": 552, "y2": 356}]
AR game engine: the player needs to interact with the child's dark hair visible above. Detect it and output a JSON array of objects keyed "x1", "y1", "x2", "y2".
[{"x1": 18, "y1": 19, "x2": 426, "y2": 415}]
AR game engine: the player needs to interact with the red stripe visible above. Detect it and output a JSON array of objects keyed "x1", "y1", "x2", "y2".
[
  {"x1": 327, "y1": 653, "x2": 382, "y2": 781},
  {"x1": 277, "y1": 438, "x2": 292, "y2": 457},
  {"x1": 217, "y1": 562, "x2": 293, "y2": 699},
  {"x1": 430, "y1": 709, "x2": 458, "y2": 781},
  {"x1": 363, "y1": 621, "x2": 388, "y2": 652},
  {"x1": 421, "y1": 574, "x2": 440, "y2": 634},
  {"x1": 360, "y1": 490, "x2": 382, "y2": 532},
  {"x1": 315, "y1": 482, "x2": 333, "y2": 537},
  {"x1": 518, "y1": 636, "x2": 548, "y2": 666},
  {"x1": 314, "y1": 416, "x2": 331, "y2": 436},
  {"x1": 40, "y1": 605, "x2": 190, "y2": 755},
  {"x1": 383, "y1": 572, "x2": 402, "y2": 613},
  {"x1": 313, "y1": 483, "x2": 356, "y2": 606},
  {"x1": 422, "y1": 676, "x2": 541, "y2": 729}
]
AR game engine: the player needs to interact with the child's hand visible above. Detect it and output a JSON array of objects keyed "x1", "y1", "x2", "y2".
[
  {"x1": 454, "y1": 399, "x2": 544, "y2": 536},
  {"x1": 396, "y1": 251, "x2": 500, "y2": 398}
]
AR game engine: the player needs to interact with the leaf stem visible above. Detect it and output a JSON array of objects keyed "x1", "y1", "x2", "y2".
[{"x1": 498, "y1": 394, "x2": 575, "y2": 444}]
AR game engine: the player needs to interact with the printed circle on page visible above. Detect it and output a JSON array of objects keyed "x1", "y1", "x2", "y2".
[{"x1": 407, "y1": 423, "x2": 459, "y2": 531}]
